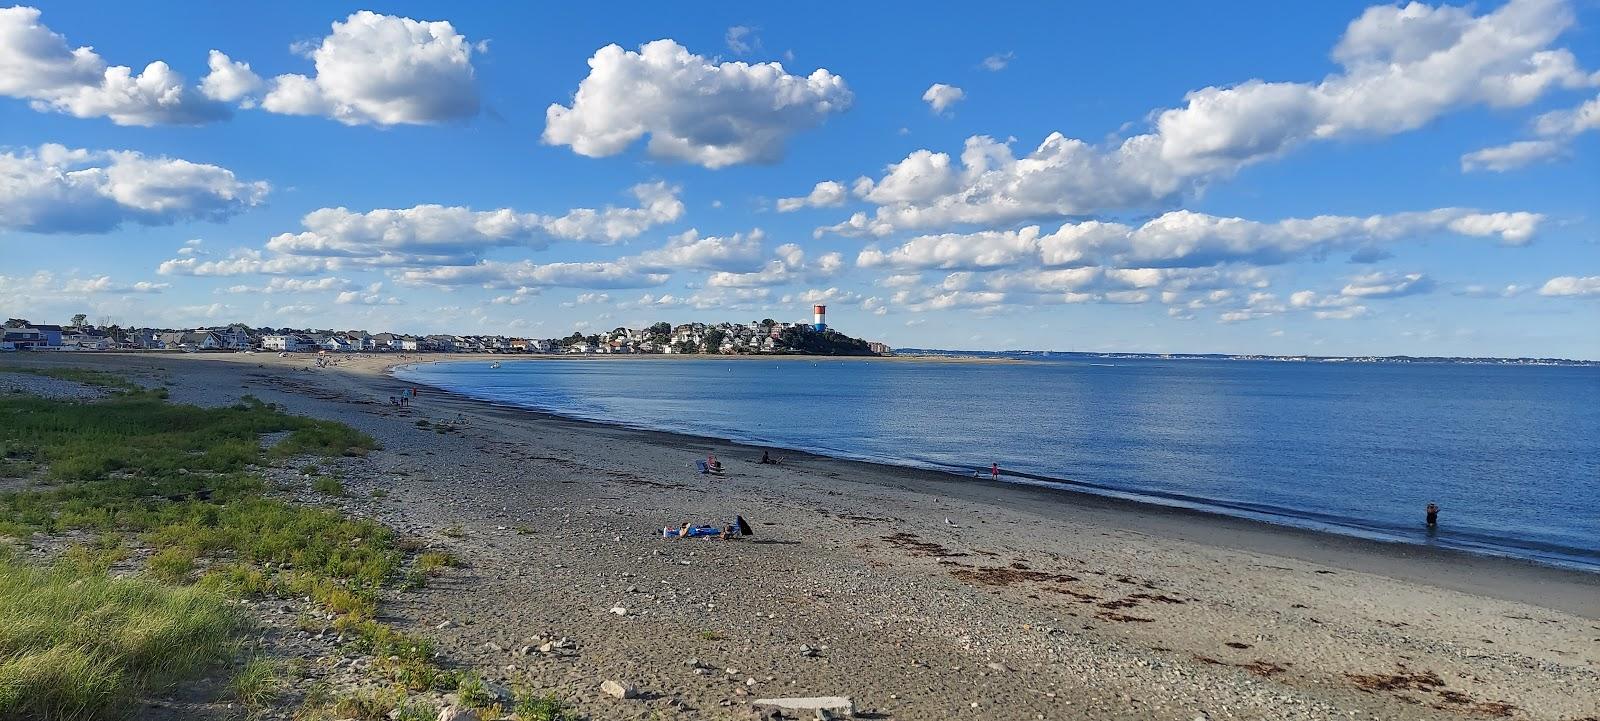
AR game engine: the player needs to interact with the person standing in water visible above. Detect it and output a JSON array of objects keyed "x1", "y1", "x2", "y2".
[
  {"x1": 991, "y1": 462, "x2": 1000, "y2": 480},
  {"x1": 1425, "y1": 502, "x2": 1440, "y2": 528}
]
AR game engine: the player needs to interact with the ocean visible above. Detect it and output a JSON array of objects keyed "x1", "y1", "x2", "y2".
[{"x1": 394, "y1": 356, "x2": 1600, "y2": 571}]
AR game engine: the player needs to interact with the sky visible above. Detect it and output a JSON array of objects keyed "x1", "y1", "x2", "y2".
[{"x1": 1, "y1": 0, "x2": 1597, "y2": 358}]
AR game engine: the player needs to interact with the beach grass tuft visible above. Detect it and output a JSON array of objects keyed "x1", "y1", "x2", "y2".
[{"x1": 0, "y1": 557, "x2": 243, "y2": 719}]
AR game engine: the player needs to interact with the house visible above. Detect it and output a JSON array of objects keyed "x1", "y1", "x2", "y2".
[
  {"x1": 1, "y1": 326, "x2": 45, "y2": 350},
  {"x1": 399, "y1": 336, "x2": 421, "y2": 351},
  {"x1": 160, "y1": 331, "x2": 221, "y2": 350},
  {"x1": 208, "y1": 325, "x2": 254, "y2": 350},
  {"x1": 372, "y1": 333, "x2": 402, "y2": 351},
  {"x1": 62, "y1": 330, "x2": 114, "y2": 350},
  {"x1": 320, "y1": 336, "x2": 355, "y2": 352},
  {"x1": 261, "y1": 334, "x2": 312, "y2": 352},
  {"x1": 867, "y1": 342, "x2": 893, "y2": 355},
  {"x1": 424, "y1": 335, "x2": 456, "y2": 352},
  {"x1": 29, "y1": 324, "x2": 63, "y2": 346}
]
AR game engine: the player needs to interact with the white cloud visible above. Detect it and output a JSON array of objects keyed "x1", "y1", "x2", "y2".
[
  {"x1": 336, "y1": 282, "x2": 403, "y2": 305},
  {"x1": 200, "y1": 50, "x2": 262, "y2": 105},
  {"x1": 725, "y1": 26, "x2": 760, "y2": 55},
  {"x1": 157, "y1": 249, "x2": 329, "y2": 277},
  {"x1": 0, "y1": 6, "x2": 228, "y2": 125},
  {"x1": 1460, "y1": 139, "x2": 1564, "y2": 171},
  {"x1": 1538, "y1": 275, "x2": 1600, "y2": 297},
  {"x1": 855, "y1": 207, "x2": 1540, "y2": 271},
  {"x1": 0, "y1": 144, "x2": 268, "y2": 233},
  {"x1": 776, "y1": 181, "x2": 848, "y2": 212},
  {"x1": 705, "y1": 243, "x2": 842, "y2": 288},
  {"x1": 398, "y1": 260, "x2": 669, "y2": 290},
  {"x1": 827, "y1": 0, "x2": 1594, "y2": 232},
  {"x1": 922, "y1": 83, "x2": 964, "y2": 114},
  {"x1": 980, "y1": 52, "x2": 1014, "y2": 72},
  {"x1": 631, "y1": 229, "x2": 767, "y2": 272},
  {"x1": 1462, "y1": 91, "x2": 1599, "y2": 171},
  {"x1": 262, "y1": 182, "x2": 682, "y2": 263},
  {"x1": 60, "y1": 276, "x2": 168, "y2": 294},
  {"x1": 543, "y1": 39, "x2": 852, "y2": 168},
  {"x1": 1340, "y1": 271, "x2": 1434, "y2": 298},
  {"x1": 223, "y1": 277, "x2": 354, "y2": 294},
  {"x1": 261, "y1": 11, "x2": 480, "y2": 126}
]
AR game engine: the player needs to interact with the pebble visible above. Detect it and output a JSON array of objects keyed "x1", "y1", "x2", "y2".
[{"x1": 600, "y1": 679, "x2": 639, "y2": 699}]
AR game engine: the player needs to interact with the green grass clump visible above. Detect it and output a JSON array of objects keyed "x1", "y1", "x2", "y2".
[
  {"x1": 229, "y1": 657, "x2": 282, "y2": 708},
  {"x1": 0, "y1": 393, "x2": 376, "y2": 483},
  {"x1": 515, "y1": 693, "x2": 576, "y2": 721},
  {"x1": 312, "y1": 476, "x2": 345, "y2": 496},
  {"x1": 147, "y1": 545, "x2": 197, "y2": 584},
  {"x1": 416, "y1": 550, "x2": 457, "y2": 573},
  {"x1": 0, "y1": 558, "x2": 243, "y2": 719}
]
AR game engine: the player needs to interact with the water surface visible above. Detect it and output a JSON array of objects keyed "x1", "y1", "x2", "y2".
[{"x1": 395, "y1": 357, "x2": 1600, "y2": 571}]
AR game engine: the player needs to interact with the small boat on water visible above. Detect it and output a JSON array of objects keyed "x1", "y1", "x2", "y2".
[{"x1": 489, "y1": 361, "x2": 502, "y2": 369}]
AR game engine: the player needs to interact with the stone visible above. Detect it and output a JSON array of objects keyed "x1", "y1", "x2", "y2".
[
  {"x1": 600, "y1": 679, "x2": 639, "y2": 699},
  {"x1": 610, "y1": 606, "x2": 629, "y2": 616},
  {"x1": 436, "y1": 620, "x2": 455, "y2": 629},
  {"x1": 987, "y1": 662, "x2": 1011, "y2": 673},
  {"x1": 753, "y1": 697, "x2": 854, "y2": 717},
  {"x1": 436, "y1": 706, "x2": 478, "y2": 721}
]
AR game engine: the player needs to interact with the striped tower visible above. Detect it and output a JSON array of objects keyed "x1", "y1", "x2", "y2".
[{"x1": 813, "y1": 305, "x2": 827, "y2": 331}]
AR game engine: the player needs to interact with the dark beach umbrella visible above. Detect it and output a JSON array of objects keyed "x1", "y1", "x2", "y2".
[{"x1": 736, "y1": 515, "x2": 754, "y2": 536}]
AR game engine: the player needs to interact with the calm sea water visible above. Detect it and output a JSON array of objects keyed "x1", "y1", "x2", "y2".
[{"x1": 395, "y1": 357, "x2": 1600, "y2": 571}]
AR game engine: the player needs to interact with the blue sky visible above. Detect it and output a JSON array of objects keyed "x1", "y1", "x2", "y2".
[{"x1": 2, "y1": 0, "x2": 1597, "y2": 357}]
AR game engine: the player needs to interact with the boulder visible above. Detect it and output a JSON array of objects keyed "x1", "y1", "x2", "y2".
[
  {"x1": 600, "y1": 679, "x2": 639, "y2": 699},
  {"x1": 436, "y1": 706, "x2": 478, "y2": 721}
]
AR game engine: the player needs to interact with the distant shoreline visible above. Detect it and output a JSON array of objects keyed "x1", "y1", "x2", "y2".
[{"x1": 390, "y1": 357, "x2": 1600, "y2": 585}]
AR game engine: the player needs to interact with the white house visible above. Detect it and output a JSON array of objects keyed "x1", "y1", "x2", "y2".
[
  {"x1": 261, "y1": 334, "x2": 310, "y2": 352},
  {"x1": 320, "y1": 336, "x2": 354, "y2": 352}
]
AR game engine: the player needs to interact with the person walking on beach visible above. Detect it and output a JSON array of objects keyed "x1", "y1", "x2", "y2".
[
  {"x1": 1425, "y1": 502, "x2": 1439, "y2": 528},
  {"x1": 991, "y1": 462, "x2": 1000, "y2": 480}
]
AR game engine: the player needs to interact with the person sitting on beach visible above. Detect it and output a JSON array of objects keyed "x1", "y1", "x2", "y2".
[
  {"x1": 759, "y1": 450, "x2": 776, "y2": 465},
  {"x1": 707, "y1": 454, "x2": 723, "y2": 473}
]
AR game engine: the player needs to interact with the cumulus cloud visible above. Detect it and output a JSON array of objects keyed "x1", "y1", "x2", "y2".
[
  {"x1": 261, "y1": 182, "x2": 683, "y2": 264},
  {"x1": 631, "y1": 229, "x2": 768, "y2": 272},
  {"x1": 825, "y1": 0, "x2": 1595, "y2": 232},
  {"x1": 543, "y1": 39, "x2": 852, "y2": 168},
  {"x1": 0, "y1": 6, "x2": 229, "y2": 125},
  {"x1": 157, "y1": 249, "x2": 329, "y2": 277},
  {"x1": 1462, "y1": 91, "x2": 1599, "y2": 171},
  {"x1": 200, "y1": 50, "x2": 263, "y2": 105},
  {"x1": 398, "y1": 259, "x2": 669, "y2": 290},
  {"x1": 1339, "y1": 271, "x2": 1434, "y2": 298},
  {"x1": 0, "y1": 144, "x2": 269, "y2": 233},
  {"x1": 60, "y1": 275, "x2": 168, "y2": 294},
  {"x1": 1538, "y1": 275, "x2": 1600, "y2": 297},
  {"x1": 776, "y1": 181, "x2": 847, "y2": 212},
  {"x1": 261, "y1": 11, "x2": 480, "y2": 125},
  {"x1": 336, "y1": 282, "x2": 402, "y2": 305},
  {"x1": 922, "y1": 83, "x2": 964, "y2": 114},
  {"x1": 222, "y1": 277, "x2": 354, "y2": 294},
  {"x1": 703, "y1": 243, "x2": 842, "y2": 289},
  {"x1": 856, "y1": 207, "x2": 1541, "y2": 271}
]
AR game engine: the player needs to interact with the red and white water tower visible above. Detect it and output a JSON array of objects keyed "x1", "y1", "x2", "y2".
[{"x1": 813, "y1": 305, "x2": 827, "y2": 331}]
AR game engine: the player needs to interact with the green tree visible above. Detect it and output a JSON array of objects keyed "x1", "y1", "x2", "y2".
[
  {"x1": 702, "y1": 328, "x2": 727, "y2": 353},
  {"x1": 69, "y1": 313, "x2": 87, "y2": 328}
]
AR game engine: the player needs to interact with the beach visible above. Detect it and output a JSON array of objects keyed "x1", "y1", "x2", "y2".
[{"x1": 3, "y1": 351, "x2": 1597, "y2": 720}]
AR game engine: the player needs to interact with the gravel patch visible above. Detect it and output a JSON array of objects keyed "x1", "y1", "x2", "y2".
[{"x1": 0, "y1": 371, "x2": 109, "y2": 401}]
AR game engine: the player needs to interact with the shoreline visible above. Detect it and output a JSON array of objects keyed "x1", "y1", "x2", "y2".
[
  {"x1": 392, "y1": 359, "x2": 1600, "y2": 580},
  {"x1": 386, "y1": 361, "x2": 1600, "y2": 618}
]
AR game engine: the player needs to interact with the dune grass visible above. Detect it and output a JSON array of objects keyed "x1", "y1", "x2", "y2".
[
  {"x1": 0, "y1": 555, "x2": 244, "y2": 719},
  {"x1": 0, "y1": 380, "x2": 411, "y2": 718}
]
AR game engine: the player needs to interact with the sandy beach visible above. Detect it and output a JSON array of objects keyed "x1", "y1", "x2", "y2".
[{"x1": 3, "y1": 351, "x2": 1597, "y2": 721}]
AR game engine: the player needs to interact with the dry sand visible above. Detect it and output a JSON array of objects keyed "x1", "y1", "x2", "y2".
[{"x1": 4, "y1": 351, "x2": 1597, "y2": 721}]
